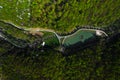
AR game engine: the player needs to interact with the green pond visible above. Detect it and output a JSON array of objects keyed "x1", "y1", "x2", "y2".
[{"x1": 62, "y1": 30, "x2": 96, "y2": 47}]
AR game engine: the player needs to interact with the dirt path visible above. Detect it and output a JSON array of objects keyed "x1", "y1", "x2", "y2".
[{"x1": 0, "y1": 20, "x2": 109, "y2": 46}]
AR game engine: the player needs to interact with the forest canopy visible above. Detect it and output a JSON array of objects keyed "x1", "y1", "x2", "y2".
[{"x1": 0, "y1": 0, "x2": 120, "y2": 32}]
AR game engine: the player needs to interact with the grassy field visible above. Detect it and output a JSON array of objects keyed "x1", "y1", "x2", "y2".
[
  {"x1": 0, "y1": 0, "x2": 120, "y2": 32},
  {"x1": 42, "y1": 32, "x2": 60, "y2": 47}
]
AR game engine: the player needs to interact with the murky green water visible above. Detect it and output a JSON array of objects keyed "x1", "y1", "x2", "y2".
[{"x1": 62, "y1": 30, "x2": 96, "y2": 47}]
